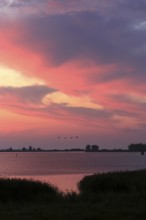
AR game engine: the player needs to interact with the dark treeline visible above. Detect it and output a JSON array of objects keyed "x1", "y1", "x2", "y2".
[
  {"x1": 85, "y1": 143, "x2": 146, "y2": 152},
  {"x1": 128, "y1": 143, "x2": 146, "y2": 152},
  {"x1": 0, "y1": 143, "x2": 146, "y2": 152},
  {"x1": 0, "y1": 146, "x2": 85, "y2": 152}
]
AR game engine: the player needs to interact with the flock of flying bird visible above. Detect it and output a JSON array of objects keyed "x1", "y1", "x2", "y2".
[{"x1": 57, "y1": 136, "x2": 79, "y2": 139}]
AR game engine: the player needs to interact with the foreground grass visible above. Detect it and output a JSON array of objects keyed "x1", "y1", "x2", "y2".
[{"x1": 1, "y1": 170, "x2": 146, "y2": 219}]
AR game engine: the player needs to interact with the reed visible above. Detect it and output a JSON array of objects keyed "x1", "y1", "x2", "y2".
[{"x1": 1, "y1": 170, "x2": 146, "y2": 220}]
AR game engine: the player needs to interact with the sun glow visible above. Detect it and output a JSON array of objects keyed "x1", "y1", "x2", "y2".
[
  {"x1": 0, "y1": 66, "x2": 45, "y2": 87},
  {"x1": 42, "y1": 91, "x2": 103, "y2": 110}
]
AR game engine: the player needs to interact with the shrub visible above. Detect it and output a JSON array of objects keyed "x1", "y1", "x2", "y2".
[
  {"x1": 78, "y1": 170, "x2": 146, "y2": 194},
  {"x1": 0, "y1": 178, "x2": 62, "y2": 203}
]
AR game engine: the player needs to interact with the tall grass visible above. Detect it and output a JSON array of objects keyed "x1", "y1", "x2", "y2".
[
  {"x1": 0, "y1": 178, "x2": 62, "y2": 202},
  {"x1": 78, "y1": 170, "x2": 146, "y2": 194},
  {"x1": 1, "y1": 170, "x2": 146, "y2": 203},
  {"x1": 1, "y1": 170, "x2": 146, "y2": 219}
]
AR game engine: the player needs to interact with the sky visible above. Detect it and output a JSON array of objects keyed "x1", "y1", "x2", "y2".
[{"x1": 0, "y1": 0, "x2": 146, "y2": 149}]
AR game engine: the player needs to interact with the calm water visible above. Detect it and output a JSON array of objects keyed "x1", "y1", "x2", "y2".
[{"x1": 0, "y1": 152, "x2": 146, "y2": 191}]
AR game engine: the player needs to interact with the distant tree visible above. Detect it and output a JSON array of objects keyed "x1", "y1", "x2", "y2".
[
  {"x1": 85, "y1": 145, "x2": 91, "y2": 152},
  {"x1": 29, "y1": 146, "x2": 32, "y2": 151},
  {"x1": 85, "y1": 144, "x2": 99, "y2": 152},
  {"x1": 91, "y1": 145, "x2": 99, "y2": 152},
  {"x1": 22, "y1": 147, "x2": 26, "y2": 151},
  {"x1": 128, "y1": 143, "x2": 146, "y2": 152}
]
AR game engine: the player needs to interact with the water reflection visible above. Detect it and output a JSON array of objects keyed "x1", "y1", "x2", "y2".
[
  {"x1": 0, "y1": 152, "x2": 145, "y2": 191},
  {"x1": 13, "y1": 174, "x2": 88, "y2": 192}
]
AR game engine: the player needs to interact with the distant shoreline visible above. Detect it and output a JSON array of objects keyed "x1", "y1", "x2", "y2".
[
  {"x1": 0, "y1": 149, "x2": 134, "y2": 153},
  {"x1": 1, "y1": 142, "x2": 145, "y2": 153},
  {"x1": 0, "y1": 149, "x2": 143, "y2": 153}
]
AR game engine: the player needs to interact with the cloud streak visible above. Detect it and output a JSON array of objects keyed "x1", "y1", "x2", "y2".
[{"x1": 0, "y1": 85, "x2": 55, "y2": 103}]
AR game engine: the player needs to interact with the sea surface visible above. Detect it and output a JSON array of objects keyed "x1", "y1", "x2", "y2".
[{"x1": 0, "y1": 151, "x2": 145, "y2": 191}]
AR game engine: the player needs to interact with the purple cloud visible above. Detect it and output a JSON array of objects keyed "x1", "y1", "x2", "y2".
[
  {"x1": 9, "y1": 4, "x2": 145, "y2": 85},
  {"x1": 0, "y1": 85, "x2": 56, "y2": 103}
]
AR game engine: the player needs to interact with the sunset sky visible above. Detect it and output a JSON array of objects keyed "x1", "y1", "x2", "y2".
[{"x1": 0, "y1": 0, "x2": 146, "y2": 149}]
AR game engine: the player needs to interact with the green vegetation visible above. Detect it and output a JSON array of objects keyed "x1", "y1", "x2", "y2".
[{"x1": 1, "y1": 170, "x2": 146, "y2": 219}]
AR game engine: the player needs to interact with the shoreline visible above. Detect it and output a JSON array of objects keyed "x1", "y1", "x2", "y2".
[{"x1": 8, "y1": 173, "x2": 89, "y2": 192}]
